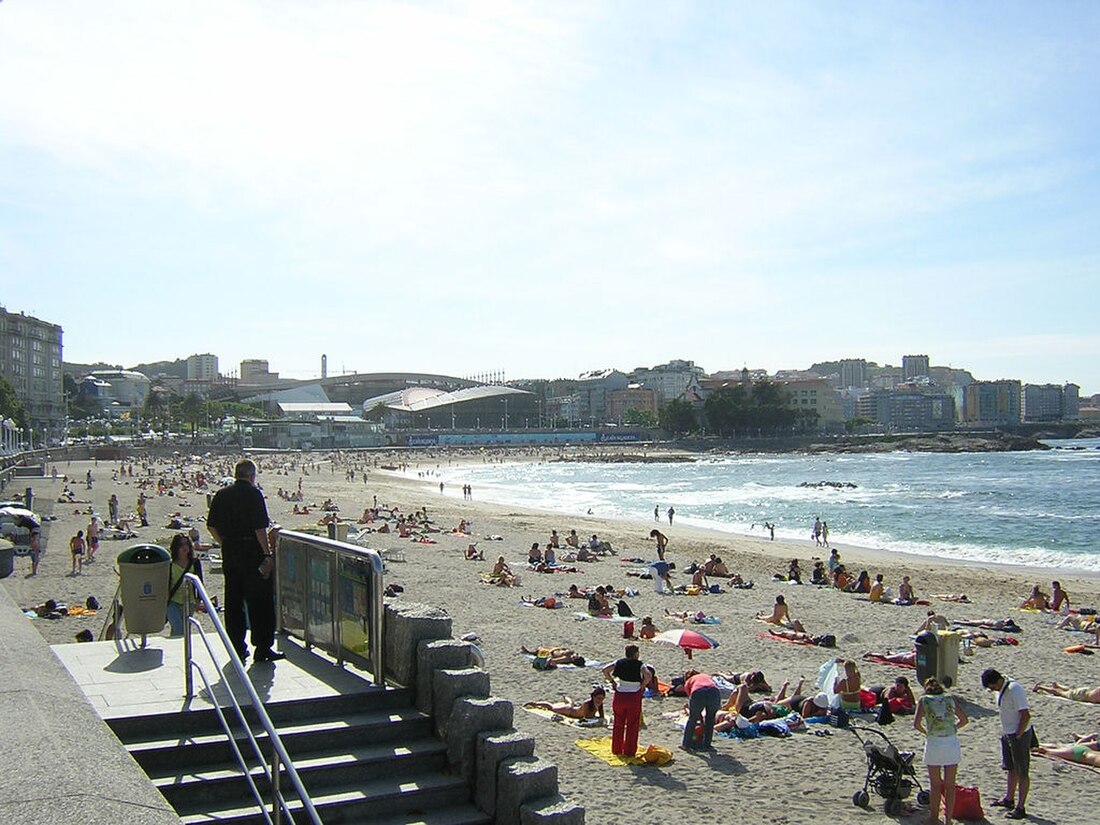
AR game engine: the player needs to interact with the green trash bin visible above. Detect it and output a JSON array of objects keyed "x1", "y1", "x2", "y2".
[
  {"x1": 0, "y1": 543, "x2": 13, "y2": 579},
  {"x1": 117, "y1": 543, "x2": 171, "y2": 635}
]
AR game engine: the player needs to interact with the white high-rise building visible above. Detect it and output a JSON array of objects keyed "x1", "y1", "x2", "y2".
[{"x1": 186, "y1": 353, "x2": 219, "y2": 382}]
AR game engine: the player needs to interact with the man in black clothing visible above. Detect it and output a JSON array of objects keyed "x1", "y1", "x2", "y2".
[{"x1": 207, "y1": 459, "x2": 283, "y2": 662}]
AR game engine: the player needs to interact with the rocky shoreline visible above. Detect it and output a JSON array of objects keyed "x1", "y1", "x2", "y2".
[{"x1": 806, "y1": 432, "x2": 1051, "y2": 454}]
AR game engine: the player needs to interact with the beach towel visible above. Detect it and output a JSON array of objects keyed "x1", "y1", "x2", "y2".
[
  {"x1": 572, "y1": 612, "x2": 632, "y2": 624},
  {"x1": 575, "y1": 736, "x2": 662, "y2": 767},
  {"x1": 523, "y1": 705, "x2": 606, "y2": 728},
  {"x1": 668, "y1": 614, "x2": 721, "y2": 625}
]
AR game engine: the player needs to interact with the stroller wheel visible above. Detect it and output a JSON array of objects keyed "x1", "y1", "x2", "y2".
[
  {"x1": 853, "y1": 790, "x2": 869, "y2": 808},
  {"x1": 884, "y1": 797, "x2": 902, "y2": 816},
  {"x1": 917, "y1": 790, "x2": 930, "y2": 806}
]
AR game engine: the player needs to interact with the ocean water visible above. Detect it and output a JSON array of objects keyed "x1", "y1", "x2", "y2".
[{"x1": 431, "y1": 438, "x2": 1100, "y2": 573}]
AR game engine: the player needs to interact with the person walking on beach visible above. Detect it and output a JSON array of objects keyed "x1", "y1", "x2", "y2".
[
  {"x1": 681, "y1": 669, "x2": 721, "y2": 751},
  {"x1": 821, "y1": 521, "x2": 830, "y2": 547},
  {"x1": 207, "y1": 459, "x2": 283, "y2": 663},
  {"x1": 914, "y1": 676, "x2": 969, "y2": 825},
  {"x1": 603, "y1": 645, "x2": 652, "y2": 757},
  {"x1": 650, "y1": 528, "x2": 668, "y2": 561},
  {"x1": 69, "y1": 530, "x2": 85, "y2": 575},
  {"x1": 981, "y1": 668, "x2": 1033, "y2": 820},
  {"x1": 86, "y1": 515, "x2": 100, "y2": 563},
  {"x1": 654, "y1": 505, "x2": 659, "y2": 522},
  {"x1": 812, "y1": 516, "x2": 822, "y2": 546},
  {"x1": 667, "y1": 506, "x2": 675, "y2": 525}
]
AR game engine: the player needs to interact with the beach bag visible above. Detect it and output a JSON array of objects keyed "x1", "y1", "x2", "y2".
[
  {"x1": 952, "y1": 786, "x2": 983, "y2": 821},
  {"x1": 642, "y1": 744, "x2": 673, "y2": 765},
  {"x1": 828, "y1": 708, "x2": 850, "y2": 729},
  {"x1": 532, "y1": 655, "x2": 554, "y2": 671},
  {"x1": 617, "y1": 599, "x2": 633, "y2": 617},
  {"x1": 876, "y1": 702, "x2": 894, "y2": 726}
]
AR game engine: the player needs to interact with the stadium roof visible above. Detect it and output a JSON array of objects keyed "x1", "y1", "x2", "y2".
[{"x1": 362, "y1": 384, "x2": 531, "y2": 413}]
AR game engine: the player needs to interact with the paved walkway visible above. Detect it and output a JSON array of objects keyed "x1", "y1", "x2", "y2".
[{"x1": 54, "y1": 633, "x2": 376, "y2": 719}]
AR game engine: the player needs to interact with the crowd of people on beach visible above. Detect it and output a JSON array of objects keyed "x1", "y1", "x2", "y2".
[{"x1": 14, "y1": 446, "x2": 1099, "y2": 825}]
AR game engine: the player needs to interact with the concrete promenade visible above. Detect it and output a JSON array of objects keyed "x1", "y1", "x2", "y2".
[{"x1": 0, "y1": 583, "x2": 377, "y2": 825}]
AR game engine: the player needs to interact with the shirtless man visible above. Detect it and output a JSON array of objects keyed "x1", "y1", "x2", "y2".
[
  {"x1": 649, "y1": 529, "x2": 669, "y2": 561},
  {"x1": 916, "y1": 610, "x2": 949, "y2": 634}
]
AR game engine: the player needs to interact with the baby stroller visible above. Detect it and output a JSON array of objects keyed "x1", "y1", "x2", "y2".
[{"x1": 849, "y1": 723, "x2": 928, "y2": 816}]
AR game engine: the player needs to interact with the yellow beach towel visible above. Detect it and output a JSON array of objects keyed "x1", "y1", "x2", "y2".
[{"x1": 574, "y1": 736, "x2": 671, "y2": 766}]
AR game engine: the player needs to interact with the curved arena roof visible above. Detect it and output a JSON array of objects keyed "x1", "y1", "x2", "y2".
[{"x1": 362, "y1": 384, "x2": 531, "y2": 413}]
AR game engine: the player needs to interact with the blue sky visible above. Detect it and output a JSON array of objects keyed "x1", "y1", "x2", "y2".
[{"x1": 2, "y1": 1, "x2": 1098, "y2": 393}]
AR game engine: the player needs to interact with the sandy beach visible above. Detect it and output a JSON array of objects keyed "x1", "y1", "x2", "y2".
[{"x1": 4, "y1": 450, "x2": 1098, "y2": 825}]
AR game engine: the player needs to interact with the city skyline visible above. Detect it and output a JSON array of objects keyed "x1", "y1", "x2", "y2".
[{"x1": 3, "y1": 2, "x2": 1099, "y2": 394}]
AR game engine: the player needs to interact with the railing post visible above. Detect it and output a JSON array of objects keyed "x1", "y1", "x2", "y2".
[
  {"x1": 271, "y1": 747, "x2": 282, "y2": 825},
  {"x1": 183, "y1": 583, "x2": 193, "y2": 699},
  {"x1": 332, "y1": 549, "x2": 343, "y2": 667}
]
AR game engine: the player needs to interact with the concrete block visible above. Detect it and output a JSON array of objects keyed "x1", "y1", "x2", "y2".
[
  {"x1": 476, "y1": 730, "x2": 535, "y2": 816},
  {"x1": 446, "y1": 697, "x2": 513, "y2": 782},
  {"x1": 495, "y1": 757, "x2": 558, "y2": 825},
  {"x1": 520, "y1": 795, "x2": 585, "y2": 825},
  {"x1": 383, "y1": 601, "x2": 452, "y2": 686},
  {"x1": 433, "y1": 668, "x2": 491, "y2": 736},
  {"x1": 417, "y1": 640, "x2": 483, "y2": 713}
]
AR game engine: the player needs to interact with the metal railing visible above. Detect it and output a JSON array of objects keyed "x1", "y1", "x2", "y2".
[
  {"x1": 274, "y1": 529, "x2": 386, "y2": 685},
  {"x1": 183, "y1": 573, "x2": 322, "y2": 825}
]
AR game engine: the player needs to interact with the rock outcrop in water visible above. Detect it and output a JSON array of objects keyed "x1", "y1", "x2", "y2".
[{"x1": 807, "y1": 433, "x2": 1050, "y2": 454}]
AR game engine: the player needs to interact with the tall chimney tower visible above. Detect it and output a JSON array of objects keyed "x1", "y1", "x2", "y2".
[{"x1": 321, "y1": 354, "x2": 328, "y2": 379}]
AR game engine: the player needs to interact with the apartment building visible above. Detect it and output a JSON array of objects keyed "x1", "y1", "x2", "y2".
[{"x1": 0, "y1": 306, "x2": 65, "y2": 441}]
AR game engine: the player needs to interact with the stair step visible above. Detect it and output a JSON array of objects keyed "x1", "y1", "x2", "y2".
[
  {"x1": 108, "y1": 687, "x2": 412, "y2": 743},
  {"x1": 126, "y1": 707, "x2": 432, "y2": 772},
  {"x1": 153, "y1": 737, "x2": 449, "y2": 807},
  {"x1": 176, "y1": 771, "x2": 477, "y2": 825}
]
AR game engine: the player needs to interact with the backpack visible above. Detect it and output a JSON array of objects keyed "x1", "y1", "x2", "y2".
[{"x1": 876, "y1": 701, "x2": 894, "y2": 725}]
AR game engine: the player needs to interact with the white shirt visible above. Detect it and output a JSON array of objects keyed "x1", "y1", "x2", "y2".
[{"x1": 997, "y1": 680, "x2": 1031, "y2": 736}]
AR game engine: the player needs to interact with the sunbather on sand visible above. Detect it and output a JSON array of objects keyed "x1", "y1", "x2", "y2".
[
  {"x1": 1034, "y1": 741, "x2": 1100, "y2": 768},
  {"x1": 956, "y1": 630, "x2": 1018, "y2": 647},
  {"x1": 521, "y1": 645, "x2": 586, "y2": 667},
  {"x1": 863, "y1": 649, "x2": 917, "y2": 666},
  {"x1": 953, "y1": 617, "x2": 1021, "y2": 632},
  {"x1": 756, "y1": 594, "x2": 807, "y2": 633},
  {"x1": 765, "y1": 626, "x2": 836, "y2": 647},
  {"x1": 492, "y1": 556, "x2": 518, "y2": 587},
  {"x1": 719, "y1": 669, "x2": 772, "y2": 694},
  {"x1": 719, "y1": 679, "x2": 807, "y2": 724},
  {"x1": 1033, "y1": 682, "x2": 1100, "y2": 704},
  {"x1": 638, "y1": 616, "x2": 659, "y2": 639},
  {"x1": 1020, "y1": 584, "x2": 1051, "y2": 611},
  {"x1": 930, "y1": 593, "x2": 971, "y2": 603},
  {"x1": 526, "y1": 686, "x2": 606, "y2": 720},
  {"x1": 1057, "y1": 613, "x2": 1098, "y2": 636}
]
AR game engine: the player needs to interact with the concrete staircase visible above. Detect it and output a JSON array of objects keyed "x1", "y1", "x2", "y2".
[{"x1": 108, "y1": 688, "x2": 492, "y2": 825}]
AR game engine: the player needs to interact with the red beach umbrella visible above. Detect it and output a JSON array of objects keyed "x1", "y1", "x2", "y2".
[{"x1": 652, "y1": 628, "x2": 720, "y2": 653}]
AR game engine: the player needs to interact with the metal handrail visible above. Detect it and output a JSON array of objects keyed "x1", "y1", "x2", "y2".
[{"x1": 183, "y1": 573, "x2": 322, "y2": 825}]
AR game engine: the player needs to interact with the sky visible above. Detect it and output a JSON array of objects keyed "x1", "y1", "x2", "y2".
[{"x1": 2, "y1": 1, "x2": 1099, "y2": 393}]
